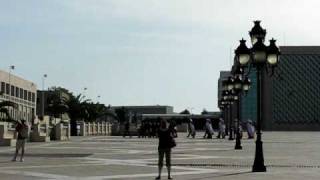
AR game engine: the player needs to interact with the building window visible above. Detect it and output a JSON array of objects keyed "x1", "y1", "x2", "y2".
[
  {"x1": 11, "y1": 85, "x2": 15, "y2": 96},
  {"x1": 24, "y1": 90, "x2": 27, "y2": 100},
  {"x1": 15, "y1": 87, "x2": 19, "y2": 97},
  {"x1": 20, "y1": 88, "x2": 23, "y2": 99},
  {"x1": 32, "y1": 93, "x2": 35, "y2": 102},
  {"x1": 1, "y1": 82, "x2": 5, "y2": 93},
  {"x1": 28, "y1": 92, "x2": 31, "y2": 101},
  {"x1": 5, "y1": 83, "x2": 10, "y2": 94}
]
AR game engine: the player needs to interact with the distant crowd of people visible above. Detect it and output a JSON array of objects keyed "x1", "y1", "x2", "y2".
[
  {"x1": 187, "y1": 118, "x2": 256, "y2": 140},
  {"x1": 122, "y1": 120, "x2": 178, "y2": 139},
  {"x1": 123, "y1": 117, "x2": 256, "y2": 140}
]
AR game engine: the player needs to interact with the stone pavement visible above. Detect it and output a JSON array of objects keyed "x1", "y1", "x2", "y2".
[{"x1": 0, "y1": 132, "x2": 319, "y2": 180}]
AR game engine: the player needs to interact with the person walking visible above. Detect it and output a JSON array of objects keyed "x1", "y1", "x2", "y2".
[
  {"x1": 187, "y1": 119, "x2": 196, "y2": 138},
  {"x1": 246, "y1": 120, "x2": 255, "y2": 139},
  {"x1": 217, "y1": 118, "x2": 226, "y2": 139},
  {"x1": 12, "y1": 119, "x2": 29, "y2": 162},
  {"x1": 204, "y1": 119, "x2": 214, "y2": 139},
  {"x1": 156, "y1": 119, "x2": 175, "y2": 180}
]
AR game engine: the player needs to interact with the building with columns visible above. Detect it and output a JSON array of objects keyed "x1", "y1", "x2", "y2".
[{"x1": 0, "y1": 70, "x2": 37, "y2": 124}]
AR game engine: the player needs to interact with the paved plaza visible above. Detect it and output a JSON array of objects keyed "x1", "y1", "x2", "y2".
[{"x1": 0, "y1": 132, "x2": 319, "y2": 180}]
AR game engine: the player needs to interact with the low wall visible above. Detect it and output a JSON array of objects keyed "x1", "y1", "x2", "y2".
[
  {"x1": 55, "y1": 123, "x2": 70, "y2": 141},
  {"x1": 30, "y1": 122, "x2": 50, "y2": 142},
  {"x1": 0, "y1": 122, "x2": 16, "y2": 146},
  {"x1": 79, "y1": 122, "x2": 112, "y2": 136}
]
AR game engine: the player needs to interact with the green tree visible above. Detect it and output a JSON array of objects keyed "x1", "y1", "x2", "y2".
[
  {"x1": 115, "y1": 107, "x2": 127, "y2": 124},
  {"x1": 46, "y1": 90, "x2": 69, "y2": 118},
  {"x1": 180, "y1": 109, "x2": 191, "y2": 114},
  {"x1": 65, "y1": 94, "x2": 90, "y2": 136}
]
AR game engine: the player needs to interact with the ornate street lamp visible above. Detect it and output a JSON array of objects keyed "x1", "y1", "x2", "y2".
[
  {"x1": 234, "y1": 21, "x2": 280, "y2": 172},
  {"x1": 249, "y1": 20, "x2": 266, "y2": 45},
  {"x1": 231, "y1": 65, "x2": 252, "y2": 150},
  {"x1": 225, "y1": 77, "x2": 235, "y2": 140},
  {"x1": 242, "y1": 76, "x2": 251, "y2": 93},
  {"x1": 221, "y1": 88, "x2": 231, "y2": 136}
]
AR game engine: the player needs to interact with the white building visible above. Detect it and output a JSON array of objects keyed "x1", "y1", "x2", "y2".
[{"x1": 0, "y1": 70, "x2": 37, "y2": 124}]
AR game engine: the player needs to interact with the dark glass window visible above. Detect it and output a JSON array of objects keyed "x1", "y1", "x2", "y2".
[
  {"x1": 1, "y1": 82, "x2": 5, "y2": 93},
  {"x1": 24, "y1": 90, "x2": 27, "y2": 100},
  {"x1": 28, "y1": 92, "x2": 31, "y2": 101},
  {"x1": 5, "y1": 83, "x2": 10, "y2": 94},
  {"x1": 32, "y1": 93, "x2": 35, "y2": 102},
  {"x1": 20, "y1": 88, "x2": 23, "y2": 99},
  {"x1": 15, "y1": 87, "x2": 19, "y2": 97},
  {"x1": 11, "y1": 85, "x2": 15, "y2": 96}
]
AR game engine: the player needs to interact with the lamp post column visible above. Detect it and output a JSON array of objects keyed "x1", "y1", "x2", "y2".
[
  {"x1": 228, "y1": 102, "x2": 234, "y2": 140},
  {"x1": 252, "y1": 65, "x2": 266, "y2": 172},
  {"x1": 235, "y1": 94, "x2": 242, "y2": 149},
  {"x1": 224, "y1": 105, "x2": 229, "y2": 136},
  {"x1": 42, "y1": 74, "x2": 47, "y2": 119}
]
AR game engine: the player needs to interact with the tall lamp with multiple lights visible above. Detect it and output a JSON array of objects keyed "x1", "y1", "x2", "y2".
[{"x1": 235, "y1": 21, "x2": 281, "y2": 172}]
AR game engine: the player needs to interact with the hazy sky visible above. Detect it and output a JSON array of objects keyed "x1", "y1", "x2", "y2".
[{"x1": 1, "y1": 0, "x2": 320, "y2": 113}]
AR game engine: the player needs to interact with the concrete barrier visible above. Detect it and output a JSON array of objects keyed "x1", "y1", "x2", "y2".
[
  {"x1": 78, "y1": 121, "x2": 112, "y2": 136},
  {"x1": 0, "y1": 122, "x2": 16, "y2": 146},
  {"x1": 30, "y1": 122, "x2": 50, "y2": 142},
  {"x1": 54, "y1": 123, "x2": 70, "y2": 141}
]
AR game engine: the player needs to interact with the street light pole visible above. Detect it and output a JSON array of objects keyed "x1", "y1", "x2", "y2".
[
  {"x1": 252, "y1": 65, "x2": 266, "y2": 171},
  {"x1": 8, "y1": 65, "x2": 15, "y2": 101},
  {"x1": 234, "y1": 95, "x2": 242, "y2": 149},
  {"x1": 83, "y1": 87, "x2": 88, "y2": 98},
  {"x1": 42, "y1": 74, "x2": 47, "y2": 119},
  {"x1": 8, "y1": 65, "x2": 15, "y2": 119},
  {"x1": 234, "y1": 21, "x2": 280, "y2": 172},
  {"x1": 97, "y1": 95, "x2": 101, "y2": 103}
]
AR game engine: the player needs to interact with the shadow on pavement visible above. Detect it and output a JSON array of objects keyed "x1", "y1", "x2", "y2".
[
  {"x1": 188, "y1": 171, "x2": 252, "y2": 180},
  {"x1": 0, "y1": 153, "x2": 92, "y2": 158}
]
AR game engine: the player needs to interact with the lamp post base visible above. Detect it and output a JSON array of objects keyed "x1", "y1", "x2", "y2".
[
  {"x1": 252, "y1": 139, "x2": 266, "y2": 172},
  {"x1": 228, "y1": 129, "x2": 234, "y2": 140},
  {"x1": 235, "y1": 145, "x2": 242, "y2": 150},
  {"x1": 235, "y1": 135, "x2": 242, "y2": 150}
]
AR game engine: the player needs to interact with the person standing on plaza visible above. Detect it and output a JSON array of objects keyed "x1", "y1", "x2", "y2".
[
  {"x1": 156, "y1": 119, "x2": 175, "y2": 180},
  {"x1": 246, "y1": 119, "x2": 255, "y2": 139},
  {"x1": 203, "y1": 119, "x2": 214, "y2": 139},
  {"x1": 217, "y1": 118, "x2": 226, "y2": 139},
  {"x1": 123, "y1": 121, "x2": 131, "y2": 138},
  {"x1": 187, "y1": 118, "x2": 196, "y2": 138},
  {"x1": 12, "y1": 119, "x2": 29, "y2": 162}
]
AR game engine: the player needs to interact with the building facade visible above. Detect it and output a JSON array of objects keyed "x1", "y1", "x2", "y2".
[
  {"x1": 36, "y1": 89, "x2": 70, "y2": 122},
  {"x1": 0, "y1": 70, "x2": 37, "y2": 123},
  {"x1": 217, "y1": 71, "x2": 231, "y2": 102},
  {"x1": 262, "y1": 46, "x2": 320, "y2": 130},
  {"x1": 218, "y1": 46, "x2": 320, "y2": 131},
  {"x1": 241, "y1": 69, "x2": 258, "y2": 124},
  {"x1": 111, "y1": 105, "x2": 174, "y2": 115}
]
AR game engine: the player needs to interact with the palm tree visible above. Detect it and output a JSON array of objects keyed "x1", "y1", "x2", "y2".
[
  {"x1": 0, "y1": 91, "x2": 17, "y2": 122},
  {"x1": 83, "y1": 102, "x2": 107, "y2": 122},
  {"x1": 46, "y1": 90, "x2": 69, "y2": 118},
  {"x1": 66, "y1": 94, "x2": 90, "y2": 136},
  {"x1": 115, "y1": 107, "x2": 127, "y2": 124}
]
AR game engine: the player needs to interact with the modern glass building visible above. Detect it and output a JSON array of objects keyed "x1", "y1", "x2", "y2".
[
  {"x1": 218, "y1": 46, "x2": 320, "y2": 131},
  {"x1": 241, "y1": 68, "x2": 257, "y2": 124},
  {"x1": 265, "y1": 46, "x2": 320, "y2": 130}
]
